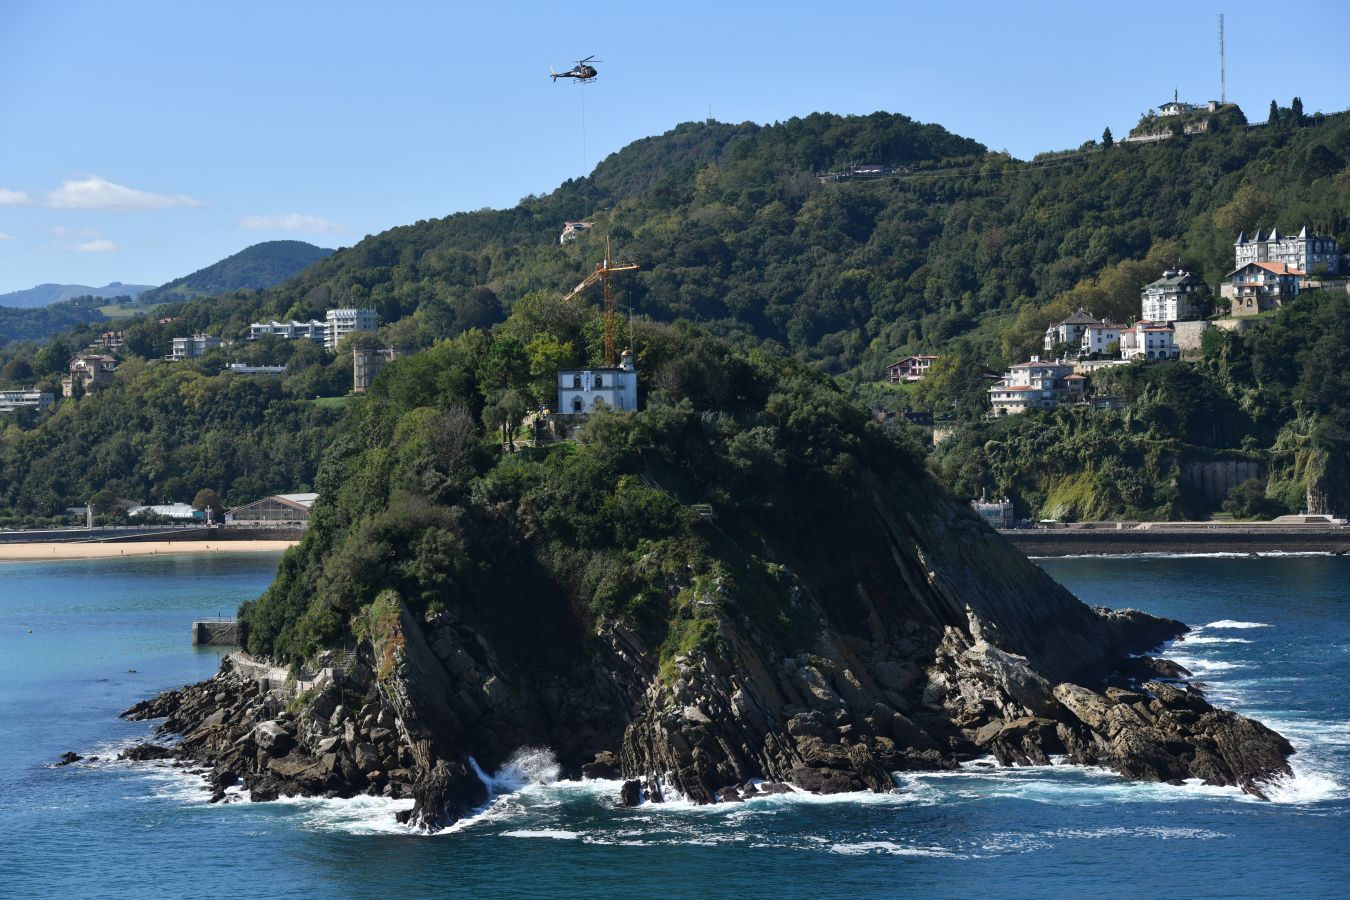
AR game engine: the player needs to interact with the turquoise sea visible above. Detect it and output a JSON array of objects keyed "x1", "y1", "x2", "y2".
[{"x1": 1, "y1": 552, "x2": 1347, "y2": 898}]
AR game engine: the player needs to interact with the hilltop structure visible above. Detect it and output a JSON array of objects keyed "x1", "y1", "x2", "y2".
[
  {"x1": 323, "y1": 308, "x2": 379, "y2": 350},
  {"x1": 61, "y1": 354, "x2": 116, "y2": 397},
  {"x1": 1227, "y1": 261, "x2": 1301, "y2": 315}
]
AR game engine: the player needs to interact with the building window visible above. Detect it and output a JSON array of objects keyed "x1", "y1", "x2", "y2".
[
  {"x1": 572, "y1": 374, "x2": 581, "y2": 389},
  {"x1": 572, "y1": 397, "x2": 583, "y2": 413}
]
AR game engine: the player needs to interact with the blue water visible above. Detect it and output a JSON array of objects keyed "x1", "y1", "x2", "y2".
[{"x1": 1, "y1": 553, "x2": 1347, "y2": 898}]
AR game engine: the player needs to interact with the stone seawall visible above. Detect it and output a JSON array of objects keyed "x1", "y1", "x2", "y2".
[{"x1": 1004, "y1": 526, "x2": 1350, "y2": 557}]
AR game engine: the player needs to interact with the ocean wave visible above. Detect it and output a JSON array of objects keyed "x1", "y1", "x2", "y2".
[
  {"x1": 828, "y1": 841, "x2": 960, "y2": 857},
  {"x1": 1204, "y1": 620, "x2": 1271, "y2": 629},
  {"x1": 1178, "y1": 635, "x2": 1252, "y2": 645}
]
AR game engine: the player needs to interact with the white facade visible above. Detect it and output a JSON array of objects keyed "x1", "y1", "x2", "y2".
[
  {"x1": 324, "y1": 308, "x2": 379, "y2": 350},
  {"x1": 1079, "y1": 322, "x2": 1126, "y2": 357},
  {"x1": 1119, "y1": 322, "x2": 1179, "y2": 361},
  {"x1": 1044, "y1": 309, "x2": 1107, "y2": 353},
  {"x1": 557, "y1": 350, "x2": 637, "y2": 414},
  {"x1": 989, "y1": 358, "x2": 1085, "y2": 415},
  {"x1": 0, "y1": 390, "x2": 53, "y2": 413},
  {"x1": 1235, "y1": 227, "x2": 1340, "y2": 276},
  {"x1": 171, "y1": 334, "x2": 222, "y2": 360},
  {"x1": 1141, "y1": 269, "x2": 1206, "y2": 322},
  {"x1": 249, "y1": 319, "x2": 325, "y2": 342}
]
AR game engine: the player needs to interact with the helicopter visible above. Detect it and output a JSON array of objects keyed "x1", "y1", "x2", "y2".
[{"x1": 550, "y1": 55, "x2": 599, "y2": 84}]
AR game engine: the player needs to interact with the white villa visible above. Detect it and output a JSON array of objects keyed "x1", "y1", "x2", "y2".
[
  {"x1": 1044, "y1": 309, "x2": 1107, "y2": 353},
  {"x1": 1119, "y1": 322, "x2": 1179, "y2": 361},
  {"x1": 1141, "y1": 269, "x2": 1207, "y2": 322},
  {"x1": 989, "y1": 358, "x2": 1085, "y2": 416}
]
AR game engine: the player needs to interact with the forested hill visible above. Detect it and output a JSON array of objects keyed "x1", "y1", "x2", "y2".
[
  {"x1": 111, "y1": 108, "x2": 1348, "y2": 376},
  {"x1": 0, "y1": 282, "x2": 153, "y2": 309},
  {"x1": 138, "y1": 240, "x2": 335, "y2": 305}
]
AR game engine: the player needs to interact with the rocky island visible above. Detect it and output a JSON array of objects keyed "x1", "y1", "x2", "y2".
[{"x1": 120, "y1": 330, "x2": 1293, "y2": 830}]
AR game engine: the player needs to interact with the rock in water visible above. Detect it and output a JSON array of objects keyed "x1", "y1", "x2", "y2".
[{"x1": 55, "y1": 751, "x2": 82, "y2": 766}]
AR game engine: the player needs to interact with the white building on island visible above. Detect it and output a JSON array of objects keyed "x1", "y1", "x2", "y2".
[{"x1": 556, "y1": 349, "x2": 638, "y2": 414}]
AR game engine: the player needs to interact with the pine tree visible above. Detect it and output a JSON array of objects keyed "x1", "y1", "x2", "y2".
[
  {"x1": 1291, "y1": 96, "x2": 1304, "y2": 126},
  {"x1": 1102, "y1": 126, "x2": 1114, "y2": 148},
  {"x1": 1268, "y1": 100, "x2": 1280, "y2": 126}
]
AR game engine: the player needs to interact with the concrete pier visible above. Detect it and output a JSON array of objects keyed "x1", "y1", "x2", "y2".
[{"x1": 192, "y1": 618, "x2": 239, "y2": 646}]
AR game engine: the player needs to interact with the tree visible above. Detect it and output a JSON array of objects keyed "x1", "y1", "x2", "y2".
[
  {"x1": 193, "y1": 488, "x2": 224, "y2": 517},
  {"x1": 1291, "y1": 96, "x2": 1304, "y2": 126},
  {"x1": 1101, "y1": 127, "x2": 1113, "y2": 149},
  {"x1": 89, "y1": 489, "x2": 121, "y2": 517},
  {"x1": 1268, "y1": 100, "x2": 1280, "y2": 126},
  {"x1": 1, "y1": 358, "x2": 34, "y2": 384}
]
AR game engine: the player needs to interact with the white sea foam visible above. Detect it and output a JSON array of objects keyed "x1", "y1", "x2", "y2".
[
  {"x1": 1178, "y1": 635, "x2": 1252, "y2": 645},
  {"x1": 1204, "y1": 620, "x2": 1270, "y2": 629},
  {"x1": 502, "y1": 829, "x2": 581, "y2": 840},
  {"x1": 829, "y1": 841, "x2": 959, "y2": 857}
]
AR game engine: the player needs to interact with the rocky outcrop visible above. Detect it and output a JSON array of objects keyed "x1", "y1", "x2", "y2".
[{"x1": 123, "y1": 492, "x2": 1293, "y2": 828}]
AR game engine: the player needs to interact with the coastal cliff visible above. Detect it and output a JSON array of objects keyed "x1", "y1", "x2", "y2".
[{"x1": 122, "y1": 333, "x2": 1294, "y2": 828}]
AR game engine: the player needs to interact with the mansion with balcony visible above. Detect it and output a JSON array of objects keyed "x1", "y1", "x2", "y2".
[
  {"x1": 1227, "y1": 261, "x2": 1301, "y2": 315},
  {"x1": 989, "y1": 358, "x2": 1086, "y2": 416}
]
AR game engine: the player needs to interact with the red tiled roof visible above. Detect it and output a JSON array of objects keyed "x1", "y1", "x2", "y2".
[{"x1": 1226, "y1": 261, "x2": 1304, "y2": 277}]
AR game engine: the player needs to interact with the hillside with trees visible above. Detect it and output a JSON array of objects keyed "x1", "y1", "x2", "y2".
[
  {"x1": 0, "y1": 107, "x2": 1347, "y2": 521},
  {"x1": 138, "y1": 240, "x2": 335, "y2": 305}
]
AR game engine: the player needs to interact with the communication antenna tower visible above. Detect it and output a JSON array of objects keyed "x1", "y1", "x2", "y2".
[{"x1": 1219, "y1": 14, "x2": 1226, "y2": 104}]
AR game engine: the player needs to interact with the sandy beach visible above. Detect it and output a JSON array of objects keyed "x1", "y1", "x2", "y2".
[{"x1": 0, "y1": 540, "x2": 297, "y2": 562}]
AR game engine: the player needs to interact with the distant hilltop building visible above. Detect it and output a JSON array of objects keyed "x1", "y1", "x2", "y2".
[
  {"x1": 0, "y1": 389, "x2": 54, "y2": 414},
  {"x1": 559, "y1": 221, "x2": 593, "y2": 244},
  {"x1": 1141, "y1": 268, "x2": 1207, "y2": 322},
  {"x1": 1235, "y1": 227, "x2": 1340, "y2": 276}
]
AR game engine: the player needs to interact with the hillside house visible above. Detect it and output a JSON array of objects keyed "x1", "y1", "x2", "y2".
[
  {"x1": 1141, "y1": 268, "x2": 1206, "y2": 322},
  {"x1": 1227, "y1": 261, "x2": 1301, "y2": 315},
  {"x1": 887, "y1": 355, "x2": 940, "y2": 383},
  {"x1": 171, "y1": 334, "x2": 222, "y2": 360},
  {"x1": 1235, "y1": 227, "x2": 1340, "y2": 276},
  {"x1": 61, "y1": 354, "x2": 116, "y2": 396},
  {"x1": 989, "y1": 358, "x2": 1085, "y2": 416},
  {"x1": 1119, "y1": 322, "x2": 1179, "y2": 361},
  {"x1": 1044, "y1": 309, "x2": 1107, "y2": 354},
  {"x1": 1079, "y1": 322, "x2": 1127, "y2": 357}
]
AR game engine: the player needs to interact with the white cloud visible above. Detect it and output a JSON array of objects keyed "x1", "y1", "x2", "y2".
[
  {"x1": 0, "y1": 232, "x2": 14, "y2": 241},
  {"x1": 45, "y1": 176, "x2": 202, "y2": 210},
  {"x1": 0, "y1": 188, "x2": 29, "y2": 206},
  {"x1": 74, "y1": 238, "x2": 117, "y2": 253},
  {"x1": 237, "y1": 212, "x2": 344, "y2": 234}
]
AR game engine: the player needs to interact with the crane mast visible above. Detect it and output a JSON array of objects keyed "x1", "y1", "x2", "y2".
[{"x1": 561, "y1": 236, "x2": 639, "y2": 367}]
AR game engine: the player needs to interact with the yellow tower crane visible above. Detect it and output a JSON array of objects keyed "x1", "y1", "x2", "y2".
[{"x1": 562, "y1": 236, "x2": 639, "y2": 367}]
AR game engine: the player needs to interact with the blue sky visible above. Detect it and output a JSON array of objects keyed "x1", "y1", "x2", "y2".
[{"x1": 1, "y1": 0, "x2": 1347, "y2": 295}]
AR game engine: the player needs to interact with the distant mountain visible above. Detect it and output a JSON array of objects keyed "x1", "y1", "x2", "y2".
[
  {"x1": 0, "y1": 282, "x2": 154, "y2": 309},
  {"x1": 138, "y1": 240, "x2": 334, "y2": 305}
]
